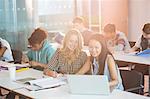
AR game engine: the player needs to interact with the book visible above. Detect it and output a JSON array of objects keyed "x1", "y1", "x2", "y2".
[
  {"x1": 17, "y1": 77, "x2": 66, "y2": 91},
  {"x1": 135, "y1": 48, "x2": 150, "y2": 57},
  {"x1": 0, "y1": 61, "x2": 30, "y2": 71},
  {"x1": 16, "y1": 77, "x2": 36, "y2": 84}
]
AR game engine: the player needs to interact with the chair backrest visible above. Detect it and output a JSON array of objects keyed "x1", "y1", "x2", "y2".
[
  {"x1": 129, "y1": 41, "x2": 140, "y2": 51},
  {"x1": 129, "y1": 41, "x2": 136, "y2": 47},
  {"x1": 120, "y1": 70, "x2": 144, "y2": 94},
  {"x1": 11, "y1": 49, "x2": 22, "y2": 64}
]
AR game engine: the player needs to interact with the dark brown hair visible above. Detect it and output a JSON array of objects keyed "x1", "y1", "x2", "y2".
[
  {"x1": 104, "y1": 24, "x2": 116, "y2": 33},
  {"x1": 142, "y1": 23, "x2": 150, "y2": 34},
  {"x1": 0, "y1": 41, "x2": 2, "y2": 48},
  {"x1": 89, "y1": 34, "x2": 111, "y2": 75},
  {"x1": 28, "y1": 28, "x2": 48, "y2": 46}
]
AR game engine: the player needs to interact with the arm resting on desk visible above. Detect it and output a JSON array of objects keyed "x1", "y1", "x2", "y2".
[{"x1": 107, "y1": 55, "x2": 119, "y2": 89}]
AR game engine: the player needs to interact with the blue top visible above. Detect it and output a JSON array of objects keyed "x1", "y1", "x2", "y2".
[
  {"x1": 91, "y1": 55, "x2": 124, "y2": 90},
  {"x1": 27, "y1": 40, "x2": 56, "y2": 64}
]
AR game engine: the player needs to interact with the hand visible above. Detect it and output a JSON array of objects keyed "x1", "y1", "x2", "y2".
[
  {"x1": 29, "y1": 61, "x2": 39, "y2": 67},
  {"x1": 21, "y1": 54, "x2": 29, "y2": 63},
  {"x1": 124, "y1": 49, "x2": 136, "y2": 53},
  {"x1": 124, "y1": 50, "x2": 130, "y2": 53},
  {"x1": 43, "y1": 69, "x2": 58, "y2": 78},
  {"x1": 108, "y1": 47, "x2": 115, "y2": 54},
  {"x1": 57, "y1": 73, "x2": 64, "y2": 77}
]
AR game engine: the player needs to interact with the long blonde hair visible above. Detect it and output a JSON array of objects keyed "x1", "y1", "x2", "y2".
[{"x1": 60, "y1": 29, "x2": 83, "y2": 65}]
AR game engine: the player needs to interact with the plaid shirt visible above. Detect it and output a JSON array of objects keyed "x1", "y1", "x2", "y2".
[{"x1": 48, "y1": 49, "x2": 87, "y2": 74}]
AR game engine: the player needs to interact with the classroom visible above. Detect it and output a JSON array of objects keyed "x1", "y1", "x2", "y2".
[{"x1": 0, "y1": 0, "x2": 150, "y2": 99}]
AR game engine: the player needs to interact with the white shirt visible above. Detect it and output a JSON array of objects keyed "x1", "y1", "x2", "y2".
[
  {"x1": 107, "y1": 31, "x2": 131, "y2": 51},
  {"x1": 0, "y1": 38, "x2": 14, "y2": 61}
]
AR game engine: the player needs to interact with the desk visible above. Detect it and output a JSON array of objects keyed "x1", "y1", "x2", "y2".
[
  {"x1": 0, "y1": 69, "x2": 149, "y2": 99},
  {"x1": 113, "y1": 52, "x2": 150, "y2": 65},
  {"x1": 0, "y1": 69, "x2": 43, "y2": 91},
  {"x1": 113, "y1": 52, "x2": 150, "y2": 95},
  {"x1": 13, "y1": 85, "x2": 149, "y2": 99}
]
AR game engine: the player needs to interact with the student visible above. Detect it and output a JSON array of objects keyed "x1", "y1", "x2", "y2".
[
  {"x1": 0, "y1": 38, "x2": 14, "y2": 99},
  {"x1": 44, "y1": 29, "x2": 87, "y2": 77},
  {"x1": 72, "y1": 16, "x2": 94, "y2": 46},
  {"x1": 0, "y1": 38, "x2": 13, "y2": 62},
  {"x1": 77, "y1": 34, "x2": 124, "y2": 90},
  {"x1": 26, "y1": 28, "x2": 56, "y2": 70},
  {"x1": 129, "y1": 23, "x2": 150, "y2": 86},
  {"x1": 103, "y1": 24, "x2": 130, "y2": 53},
  {"x1": 130, "y1": 23, "x2": 150, "y2": 52}
]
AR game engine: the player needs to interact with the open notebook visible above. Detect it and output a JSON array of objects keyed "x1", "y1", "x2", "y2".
[{"x1": 17, "y1": 77, "x2": 66, "y2": 91}]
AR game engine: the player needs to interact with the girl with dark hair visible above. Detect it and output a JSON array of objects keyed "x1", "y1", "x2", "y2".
[{"x1": 77, "y1": 34, "x2": 123, "y2": 90}]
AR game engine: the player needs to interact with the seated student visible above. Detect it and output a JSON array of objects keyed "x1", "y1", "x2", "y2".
[
  {"x1": 44, "y1": 29, "x2": 87, "y2": 77},
  {"x1": 0, "y1": 38, "x2": 14, "y2": 99},
  {"x1": 103, "y1": 24, "x2": 130, "y2": 53},
  {"x1": 0, "y1": 37, "x2": 13, "y2": 62},
  {"x1": 25, "y1": 28, "x2": 56, "y2": 70},
  {"x1": 77, "y1": 34, "x2": 124, "y2": 90},
  {"x1": 129, "y1": 23, "x2": 150, "y2": 80},
  {"x1": 72, "y1": 16, "x2": 94, "y2": 46},
  {"x1": 129, "y1": 23, "x2": 150, "y2": 52}
]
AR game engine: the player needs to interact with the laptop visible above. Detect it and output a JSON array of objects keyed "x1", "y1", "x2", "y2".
[{"x1": 67, "y1": 75, "x2": 110, "y2": 95}]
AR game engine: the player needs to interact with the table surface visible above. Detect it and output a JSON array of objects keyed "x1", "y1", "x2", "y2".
[
  {"x1": 0, "y1": 67, "x2": 149, "y2": 99},
  {"x1": 113, "y1": 52, "x2": 150, "y2": 65}
]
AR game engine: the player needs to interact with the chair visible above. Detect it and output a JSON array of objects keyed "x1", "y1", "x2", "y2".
[
  {"x1": 117, "y1": 41, "x2": 137, "y2": 69},
  {"x1": 11, "y1": 49, "x2": 22, "y2": 64},
  {"x1": 129, "y1": 41, "x2": 136, "y2": 47},
  {"x1": 120, "y1": 70, "x2": 144, "y2": 94}
]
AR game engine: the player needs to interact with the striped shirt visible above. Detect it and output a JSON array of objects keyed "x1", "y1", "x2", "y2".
[{"x1": 48, "y1": 49, "x2": 87, "y2": 74}]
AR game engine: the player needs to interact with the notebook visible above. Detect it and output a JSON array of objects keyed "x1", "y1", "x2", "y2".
[
  {"x1": 135, "y1": 48, "x2": 150, "y2": 57},
  {"x1": 17, "y1": 77, "x2": 66, "y2": 91},
  {"x1": 67, "y1": 75, "x2": 110, "y2": 95}
]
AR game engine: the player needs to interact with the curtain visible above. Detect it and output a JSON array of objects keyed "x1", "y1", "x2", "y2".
[
  {"x1": 0, "y1": 0, "x2": 75, "y2": 51},
  {"x1": 0, "y1": 0, "x2": 34, "y2": 50}
]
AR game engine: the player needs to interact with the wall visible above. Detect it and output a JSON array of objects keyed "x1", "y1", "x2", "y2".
[
  {"x1": 101, "y1": 0, "x2": 128, "y2": 35},
  {"x1": 128, "y1": 0, "x2": 150, "y2": 41}
]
